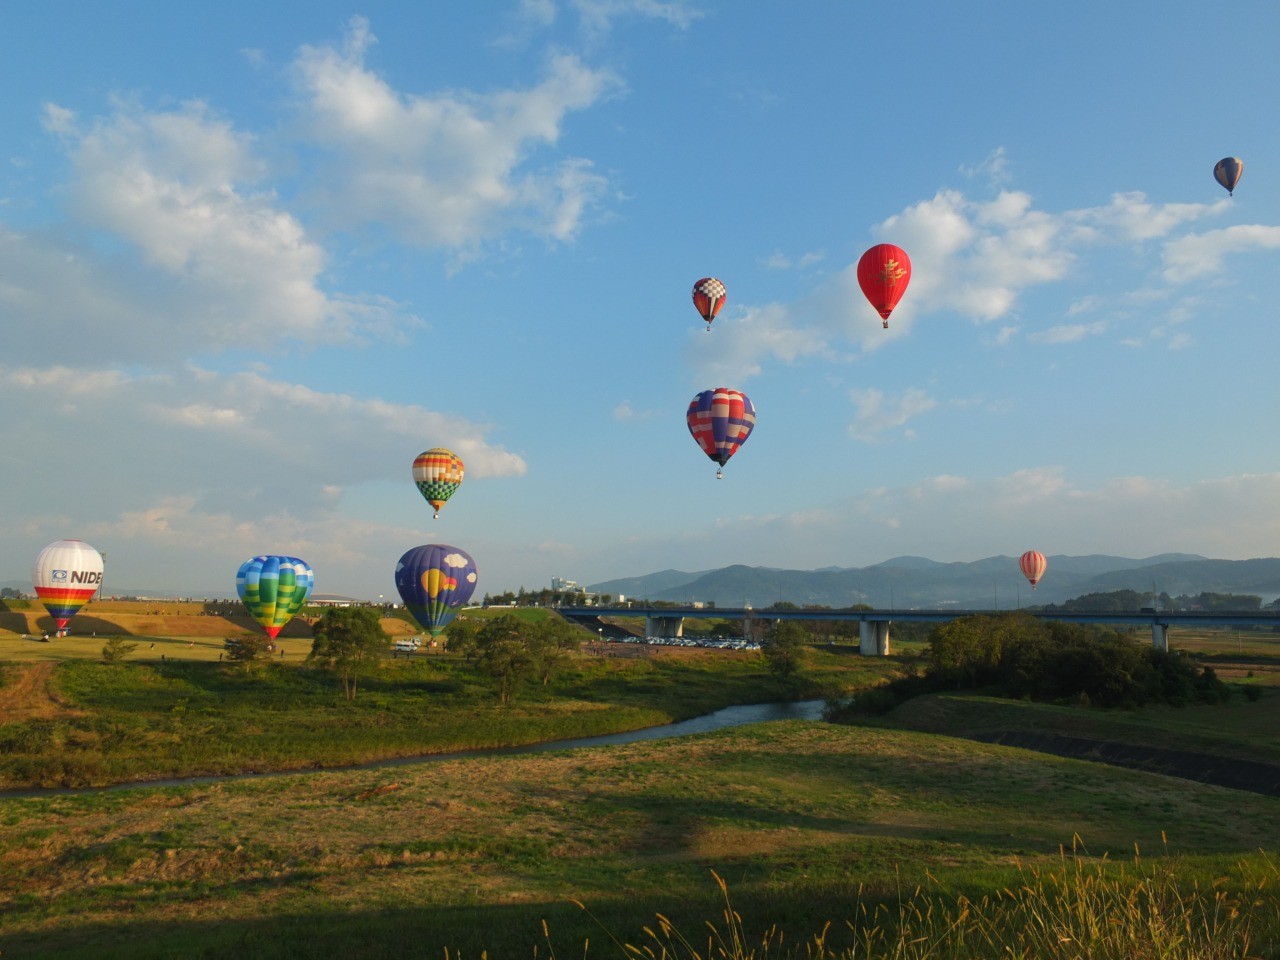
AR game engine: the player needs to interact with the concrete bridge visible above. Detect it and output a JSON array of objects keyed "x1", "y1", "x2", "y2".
[{"x1": 558, "y1": 606, "x2": 1280, "y2": 656}]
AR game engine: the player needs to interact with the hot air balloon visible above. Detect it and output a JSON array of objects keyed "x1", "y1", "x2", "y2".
[
  {"x1": 1214, "y1": 157, "x2": 1243, "y2": 196},
  {"x1": 236, "y1": 555, "x2": 314, "y2": 638},
  {"x1": 32, "y1": 539, "x2": 103, "y2": 635},
  {"x1": 1019, "y1": 550, "x2": 1047, "y2": 589},
  {"x1": 413, "y1": 448, "x2": 465, "y2": 519},
  {"x1": 395, "y1": 544, "x2": 478, "y2": 637},
  {"x1": 687, "y1": 387, "x2": 756, "y2": 479},
  {"x1": 857, "y1": 244, "x2": 912, "y2": 328},
  {"x1": 692, "y1": 277, "x2": 727, "y2": 332}
]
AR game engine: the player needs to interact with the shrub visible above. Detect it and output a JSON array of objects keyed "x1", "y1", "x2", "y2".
[
  {"x1": 100, "y1": 636, "x2": 138, "y2": 663},
  {"x1": 224, "y1": 633, "x2": 273, "y2": 662}
]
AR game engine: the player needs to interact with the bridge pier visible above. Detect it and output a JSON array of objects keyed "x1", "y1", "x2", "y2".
[
  {"x1": 859, "y1": 620, "x2": 891, "y2": 656},
  {"x1": 644, "y1": 615, "x2": 684, "y2": 640},
  {"x1": 1152, "y1": 622, "x2": 1168, "y2": 652}
]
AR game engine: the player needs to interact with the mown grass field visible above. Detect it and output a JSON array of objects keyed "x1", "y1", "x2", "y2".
[{"x1": 1, "y1": 614, "x2": 1278, "y2": 957}]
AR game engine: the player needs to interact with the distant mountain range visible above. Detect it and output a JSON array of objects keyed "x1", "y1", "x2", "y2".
[{"x1": 589, "y1": 554, "x2": 1280, "y2": 608}]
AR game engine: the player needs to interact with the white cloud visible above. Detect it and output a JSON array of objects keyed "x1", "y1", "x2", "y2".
[
  {"x1": 1, "y1": 98, "x2": 413, "y2": 365},
  {"x1": 959, "y1": 146, "x2": 1010, "y2": 186},
  {"x1": 848, "y1": 387, "x2": 937, "y2": 442},
  {"x1": 1071, "y1": 192, "x2": 1227, "y2": 242},
  {"x1": 1162, "y1": 224, "x2": 1280, "y2": 282},
  {"x1": 688, "y1": 180, "x2": 1269, "y2": 384},
  {"x1": 761, "y1": 249, "x2": 824, "y2": 270},
  {"x1": 0, "y1": 363, "x2": 525, "y2": 514},
  {"x1": 613, "y1": 400, "x2": 656, "y2": 421},
  {"x1": 292, "y1": 17, "x2": 621, "y2": 250},
  {"x1": 571, "y1": 0, "x2": 704, "y2": 38},
  {"x1": 1029, "y1": 321, "x2": 1106, "y2": 344},
  {"x1": 41, "y1": 103, "x2": 77, "y2": 134},
  {"x1": 600, "y1": 468, "x2": 1280, "y2": 576},
  {"x1": 684, "y1": 301, "x2": 831, "y2": 382}
]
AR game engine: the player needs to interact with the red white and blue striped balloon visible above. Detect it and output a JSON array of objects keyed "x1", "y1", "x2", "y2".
[{"x1": 687, "y1": 388, "x2": 755, "y2": 477}]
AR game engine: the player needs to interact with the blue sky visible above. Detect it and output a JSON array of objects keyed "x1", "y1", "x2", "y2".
[{"x1": 4, "y1": 1, "x2": 1280, "y2": 599}]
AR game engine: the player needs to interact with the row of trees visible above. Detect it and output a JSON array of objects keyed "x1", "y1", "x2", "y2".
[
  {"x1": 214, "y1": 607, "x2": 811, "y2": 702},
  {"x1": 480, "y1": 588, "x2": 614, "y2": 607},
  {"x1": 831, "y1": 613, "x2": 1232, "y2": 718},
  {"x1": 1037, "y1": 590, "x2": 1271, "y2": 613},
  {"x1": 220, "y1": 609, "x2": 593, "y2": 703}
]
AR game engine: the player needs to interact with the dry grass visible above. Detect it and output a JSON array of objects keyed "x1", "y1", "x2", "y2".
[
  {"x1": 592, "y1": 847, "x2": 1279, "y2": 960},
  {"x1": 0, "y1": 663, "x2": 81, "y2": 720}
]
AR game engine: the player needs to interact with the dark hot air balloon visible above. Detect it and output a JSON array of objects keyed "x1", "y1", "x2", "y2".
[
  {"x1": 857, "y1": 244, "x2": 912, "y2": 328},
  {"x1": 692, "y1": 277, "x2": 726, "y2": 332},
  {"x1": 1214, "y1": 157, "x2": 1243, "y2": 196},
  {"x1": 687, "y1": 387, "x2": 755, "y2": 479},
  {"x1": 395, "y1": 544, "x2": 478, "y2": 637}
]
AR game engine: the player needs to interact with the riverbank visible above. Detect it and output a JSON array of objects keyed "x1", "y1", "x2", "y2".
[
  {"x1": 0, "y1": 647, "x2": 888, "y2": 789},
  {"x1": 3, "y1": 718, "x2": 1277, "y2": 959}
]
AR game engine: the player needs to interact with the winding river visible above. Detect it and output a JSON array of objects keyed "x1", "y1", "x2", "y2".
[{"x1": 0, "y1": 699, "x2": 827, "y2": 800}]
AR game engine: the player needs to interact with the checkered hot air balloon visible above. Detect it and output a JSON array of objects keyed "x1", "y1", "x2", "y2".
[
  {"x1": 32, "y1": 539, "x2": 103, "y2": 634},
  {"x1": 395, "y1": 544, "x2": 478, "y2": 637},
  {"x1": 692, "y1": 277, "x2": 727, "y2": 332},
  {"x1": 857, "y1": 244, "x2": 912, "y2": 329},
  {"x1": 1019, "y1": 550, "x2": 1047, "y2": 589},
  {"x1": 236, "y1": 555, "x2": 314, "y2": 638},
  {"x1": 687, "y1": 388, "x2": 756, "y2": 479},
  {"x1": 413, "y1": 448, "x2": 465, "y2": 519}
]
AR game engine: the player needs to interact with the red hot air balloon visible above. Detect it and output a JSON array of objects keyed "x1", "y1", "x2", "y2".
[
  {"x1": 692, "y1": 277, "x2": 727, "y2": 332},
  {"x1": 1214, "y1": 157, "x2": 1243, "y2": 196},
  {"x1": 1019, "y1": 550, "x2": 1047, "y2": 589},
  {"x1": 687, "y1": 387, "x2": 755, "y2": 479},
  {"x1": 857, "y1": 244, "x2": 912, "y2": 328}
]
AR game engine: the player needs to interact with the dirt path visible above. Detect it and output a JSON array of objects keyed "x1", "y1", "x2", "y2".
[{"x1": 0, "y1": 662, "x2": 79, "y2": 721}]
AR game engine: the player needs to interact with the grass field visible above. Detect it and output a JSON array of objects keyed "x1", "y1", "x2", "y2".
[
  {"x1": 2, "y1": 611, "x2": 1278, "y2": 957},
  {"x1": 0, "y1": 634, "x2": 888, "y2": 789},
  {"x1": 1, "y1": 718, "x2": 1277, "y2": 958}
]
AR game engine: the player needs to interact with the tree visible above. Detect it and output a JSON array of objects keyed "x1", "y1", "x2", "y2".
[
  {"x1": 762, "y1": 620, "x2": 807, "y2": 679},
  {"x1": 224, "y1": 633, "x2": 272, "y2": 663},
  {"x1": 443, "y1": 617, "x2": 479, "y2": 660},
  {"x1": 527, "y1": 617, "x2": 582, "y2": 685},
  {"x1": 101, "y1": 635, "x2": 138, "y2": 663},
  {"x1": 307, "y1": 607, "x2": 389, "y2": 700},
  {"x1": 473, "y1": 615, "x2": 537, "y2": 703}
]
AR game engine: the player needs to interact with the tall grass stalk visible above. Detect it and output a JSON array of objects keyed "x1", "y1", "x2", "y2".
[{"x1": 568, "y1": 847, "x2": 1276, "y2": 960}]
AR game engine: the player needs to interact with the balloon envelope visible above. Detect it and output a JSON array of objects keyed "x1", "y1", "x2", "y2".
[
  {"x1": 857, "y1": 244, "x2": 912, "y2": 328},
  {"x1": 395, "y1": 544, "x2": 478, "y2": 637},
  {"x1": 692, "y1": 277, "x2": 727, "y2": 329},
  {"x1": 1019, "y1": 550, "x2": 1047, "y2": 588},
  {"x1": 687, "y1": 388, "x2": 756, "y2": 476},
  {"x1": 1214, "y1": 157, "x2": 1243, "y2": 195},
  {"x1": 413, "y1": 448, "x2": 465, "y2": 519},
  {"x1": 32, "y1": 539, "x2": 103, "y2": 630},
  {"x1": 236, "y1": 555, "x2": 314, "y2": 638}
]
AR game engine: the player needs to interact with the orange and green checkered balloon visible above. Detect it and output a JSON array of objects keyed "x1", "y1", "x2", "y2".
[{"x1": 412, "y1": 448, "x2": 464, "y2": 519}]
